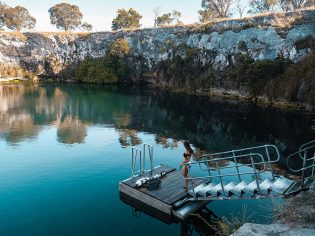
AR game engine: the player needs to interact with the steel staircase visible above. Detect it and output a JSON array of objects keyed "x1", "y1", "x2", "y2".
[{"x1": 180, "y1": 141, "x2": 315, "y2": 201}]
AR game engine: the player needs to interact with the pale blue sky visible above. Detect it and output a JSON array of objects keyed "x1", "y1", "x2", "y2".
[{"x1": 5, "y1": 0, "x2": 202, "y2": 31}]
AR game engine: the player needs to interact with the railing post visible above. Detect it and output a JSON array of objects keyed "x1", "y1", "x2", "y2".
[
  {"x1": 301, "y1": 150, "x2": 307, "y2": 189},
  {"x1": 232, "y1": 150, "x2": 241, "y2": 182},
  {"x1": 215, "y1": 160, "x2": 225, "y2": 197},
  {"x1": 265, "y1": 145, "x2": 275, "y2": 180},
  {"x1": 250, "y1": 154, "x2": 261, "y2": 195}
]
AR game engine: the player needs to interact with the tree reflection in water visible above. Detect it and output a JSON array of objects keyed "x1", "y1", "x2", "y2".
[{"x1": 0, "y1": 83, "x2": 314, "y2": 157}]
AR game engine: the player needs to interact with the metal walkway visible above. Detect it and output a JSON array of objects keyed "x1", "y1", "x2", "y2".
[
  {"x1": 180, "y1": 140, "x2": 315, "y2": 202},
  {"x1": 119, "y1": 140, "x2": 315, "y2": 221}
]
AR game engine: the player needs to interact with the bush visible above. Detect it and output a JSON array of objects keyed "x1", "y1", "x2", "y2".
[
  {"x1": 229, "y1": 54, "x2": 291, "y2": 96},
  {"x1": 74, "y1": 38, "x2": 129, "y2": 84}
]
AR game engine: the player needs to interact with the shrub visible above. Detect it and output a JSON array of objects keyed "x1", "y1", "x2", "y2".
[
  {"x1": 229, "y1": 54, "x2": 291, "y2": 96},
  {"x1": 294, "y1": 35, "x2": 314, "y2": 50},
  {"x1": 74, "y1": 38, "x2": 129, "y2": 84}
]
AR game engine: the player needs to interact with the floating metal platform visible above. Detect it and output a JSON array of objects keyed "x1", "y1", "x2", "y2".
[{"x1": 119, "y1": 164, "x2": 210, "y2": 222}]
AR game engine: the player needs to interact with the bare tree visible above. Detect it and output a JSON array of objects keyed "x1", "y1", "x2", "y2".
[
  {"x1": 280, "y1": 0, "x2": 314, "y2": 11},
  {"x1": 153, "y1": 6, "x2": 162, "y2": 28},
  {"x1": 248, "y1": 0, "x2": 280, "y2": 14},
  {"x1": 235, "y1": 0, "x2": 247, "y2": 17}
]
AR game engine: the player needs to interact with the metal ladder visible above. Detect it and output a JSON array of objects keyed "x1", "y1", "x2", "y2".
[
  {"x1": 181, "y1": 144, "x2": 300, "y2": 201},
  {"x1": 131, "y1": 144, "x2": 154, "y2": 177}
]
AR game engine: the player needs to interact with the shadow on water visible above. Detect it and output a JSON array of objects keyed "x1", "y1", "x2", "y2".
[{"x1": 120, "y1": 191, "x2": 221, "y2": 236}]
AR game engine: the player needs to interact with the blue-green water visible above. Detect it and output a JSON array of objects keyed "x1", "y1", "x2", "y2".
[{"x1": 0, "y1": 83, "x2": 314, "y2": 235}]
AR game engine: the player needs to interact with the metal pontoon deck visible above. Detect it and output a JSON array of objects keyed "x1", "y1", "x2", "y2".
[{"x1": 119, "y1": 140, "x2": 315, "y2": 222}]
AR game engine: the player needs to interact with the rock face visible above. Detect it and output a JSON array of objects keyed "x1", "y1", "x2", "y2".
[
  {"x1": 233, "y1": 188, "x2": 315, "y2": 236},
  {"x1": 233, "y1": 223, "x2": 315, "y2": 236},
  {"x1": 0, "y1": 10, "x2": 314, "y2": 99}
]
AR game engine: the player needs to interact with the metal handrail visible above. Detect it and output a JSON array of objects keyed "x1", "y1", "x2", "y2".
[
  {"x1": 287, "y1": 144, "x2": 315, "y2": 173},
  {"x1": 143, "y1": 143, "x2": 154, "y2": 176},
  {"x1": 181, "y1": 153, "x2": 266, "y2": 180},
  {"x1": 299, "y1": 140, "x2": 315, "y2": 152},
  {"x1": 131, "y1": 144, "x2": 154, "y2": 178},
  {"x1": 181, "y1": 152, "x2": 266, "y2": 198},
  {"x1": 131, "y1": 147, "x2": 142, "y2": 177},
  {"x1": 194, "y1": 144, "x2": 280, "y2": 180},
  {"x1": 287, "y1": 140, "x2": 315, "y2": 189}
]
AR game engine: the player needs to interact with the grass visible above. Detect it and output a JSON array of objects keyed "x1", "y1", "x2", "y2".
[
  {"x1": 214, "y1": 204, "x2": 255, "y2": 235},
  {"x1": 274, "y1": 189, "x2": 315, "y2": 224}
]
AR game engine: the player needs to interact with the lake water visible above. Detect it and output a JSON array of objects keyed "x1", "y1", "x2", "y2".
[{"x1": 0, "y1": 83, "x2": 314, "y2": 236}]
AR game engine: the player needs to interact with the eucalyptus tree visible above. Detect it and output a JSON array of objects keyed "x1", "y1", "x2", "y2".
[
  {"x1": 201, "y1": 0, "x2": 234, "y2": 18},
  {"x1": 248, "y1": 0, "x2": 280, "y2": 14},
  {"x1": 0, "y1": 1, "x2": 9, "y2": 29},
  {"x1": 48, "y1": 3, "x2": 83, "y2": 31},
  {"x1": 4, "y1": 5, "x2": 36, "y2": 31},
  {"x1": 81, "y1": 22, "x2": 93, "y2": 31},
  {"x1": 156, "y1": 10, "x2": 182, "y2": 27},
  {"x1": 111, "y1": 8, "x2": 142, "y2": 31},
  {"x1": 153, "y1": 6, "x2": 162, "y2": 28}
]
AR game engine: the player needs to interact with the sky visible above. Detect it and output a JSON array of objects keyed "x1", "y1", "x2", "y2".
[{"x1": 4, "y1": 0, "x2": 202, "y2": 32}]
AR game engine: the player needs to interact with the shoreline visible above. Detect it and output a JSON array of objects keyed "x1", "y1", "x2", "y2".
[{"x1": 1, "y1": 78, "x2": 314, "y2": 113}]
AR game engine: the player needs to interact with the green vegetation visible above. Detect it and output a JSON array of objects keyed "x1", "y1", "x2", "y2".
[
  {"x1": 267, "y1": 49, "x2": 315, "y2": 106},
  {"x1": 111, "y1": 8, "x2": 142, "y2": 31},
  {"x1": 75, "y1": 39, "x2": 130, "y2": 84},
  {"x1": 294, "y1": 35, "x2": 314, "y2": 50},
  {"x1": 228, "y1": 54, "x2": 292, "y2": 96}
]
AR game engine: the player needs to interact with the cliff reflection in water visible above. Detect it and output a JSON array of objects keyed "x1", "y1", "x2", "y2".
[{"x1": 0, "y1": 84, "x2": 314, "y2": 157}]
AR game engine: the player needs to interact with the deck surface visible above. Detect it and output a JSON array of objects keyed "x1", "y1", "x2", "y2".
[{"x1": 122, "y1": 164, "x2": 207, "y2": 205}]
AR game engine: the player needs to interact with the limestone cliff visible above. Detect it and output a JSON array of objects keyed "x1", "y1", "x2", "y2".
[{"x1": 0, "y1": 10, "x2": 314, "y2": 108}]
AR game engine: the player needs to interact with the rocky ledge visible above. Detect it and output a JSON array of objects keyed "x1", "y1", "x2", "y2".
[{"x1": 233, "y1": 188, "x2": 315, "y2": 236}]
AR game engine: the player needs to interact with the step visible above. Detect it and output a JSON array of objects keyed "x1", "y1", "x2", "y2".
[
  {"x1": 259, "y1": 178, "x2": 275, "y2": 195},
  {"x1": 218, "y1": 182, "x2": 236, "y2": 196},
  {"x1": 196, "y1": 183, "x2": 215, "y2": 197},
  {"x1": 207, "y1": 183, "x2": 223, "y2": 196},
  {"x1": 271, "y1": 177, "x2": 294, "y2": 194},
  {"x1": 230, "y1": 181, "x2": 248, "y2": 196},
  {"x1": 243, "y1": 180, "x2": 260, "y2": 196},
  {"x1": 188, "y1": 183, "x2": 208, "y2": 197}
]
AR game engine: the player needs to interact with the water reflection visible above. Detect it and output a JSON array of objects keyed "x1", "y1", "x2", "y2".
[{"x1": 0, "y1": 83, "x2": 314, "y2": 154}]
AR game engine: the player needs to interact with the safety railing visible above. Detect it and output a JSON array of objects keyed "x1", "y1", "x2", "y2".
[
  {"x1": 196, "y1": 145, "x2": 280, "y2": 180},
  {"x1": 131, "y1": 144, "x2": 154, "y2": 177},
  {"x1": 181, "y1": 152, "x2": 267, "y2": 197},
  {"x1": 287, "y1": 140, "x2": 315, "y2": 188}
]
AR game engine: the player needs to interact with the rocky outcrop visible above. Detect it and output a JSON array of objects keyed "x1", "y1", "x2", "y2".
[
  {"x1": 0, "y1": 10, "x2": 314, "y2": 108},
  {"x1": 233, "y1": 223, "x2": 315, "y2": 236},
  {"x1": 233, "y1": 188, "x2": 315, "y2": 236}
]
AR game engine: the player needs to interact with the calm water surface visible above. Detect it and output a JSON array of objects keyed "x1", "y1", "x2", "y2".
[{"x1": 0, "y1": 83, "x2": 314, "y2": 236}]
